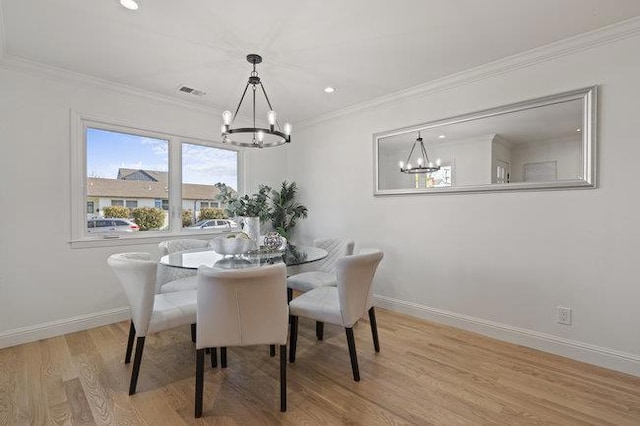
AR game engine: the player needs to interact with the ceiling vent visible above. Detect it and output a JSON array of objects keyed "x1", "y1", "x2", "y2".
[{"x1": 178, "y1": 85, "x2": 207, "y2": 97}]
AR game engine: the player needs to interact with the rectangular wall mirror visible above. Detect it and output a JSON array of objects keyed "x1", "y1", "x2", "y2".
[{"x1": 373, "y1": 86, "x2": 596, "y2": 196}]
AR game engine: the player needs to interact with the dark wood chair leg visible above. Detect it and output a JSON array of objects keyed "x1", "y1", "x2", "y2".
[
  {"x1": 270, "y1": 344, "x2": 276, "y2": 357},
  {"x1": 287, "y1": 289, "x2": 293, "y2": 325},
  {"x1": 368, "y1": 307, "x2": 380, "y2": 353},
  {"x1": 220, "y1": 347, "x2": 227, "y2": 368},
  {"x1": 210, "y1": 347, "x2": 217, "y2": 368},
  {"x1": 125, "y1": 321, "x2": 136, "y2": 364},
  {"x1": 191, "y1": 323, "x2": 196, "y2": 343},
  {"x1": 316, "y1": 321, "x2": 324, "y2": 341},
  {"x1": 345, "y1": 328, "x2": 360, "y2": 382},
  {"x1": 289, "y1": 316, "x2": 298, "y2": 363},
  {"x1": 280, "y1": 344, "x2": 287, "y2": 412},
  {"x1": 129, "y1": 336, "x2": 146, "y2": 395},
  {"x1": 195, "y1": 348, "x2": 205, "y2": 418}
]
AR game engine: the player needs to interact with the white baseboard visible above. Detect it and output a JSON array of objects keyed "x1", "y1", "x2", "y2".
[
  {"x1": 0, "y1": 307, "x2": 131, "y2": 350},
  {"x1": 374, "y1": 294, "x2": 640, "y2": 377}
]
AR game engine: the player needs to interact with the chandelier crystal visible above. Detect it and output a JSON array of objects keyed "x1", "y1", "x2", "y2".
[
  {"x1": 399, "y1": 132, "x2": 441, "y2": 174},
  {"x1": 221, "y1": 54, "x2": 291, "y2": 148}
]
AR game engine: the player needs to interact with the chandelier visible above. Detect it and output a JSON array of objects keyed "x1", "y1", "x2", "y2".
[
  {"x1": 221, "y1": 54, "x2": 291, "y2": 148},
  {"x1": 399, "y1": 132, "x2": 441, "y2": 174}
]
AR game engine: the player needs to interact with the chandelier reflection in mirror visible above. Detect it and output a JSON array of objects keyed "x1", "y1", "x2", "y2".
[
  {"x1": 398, "y1": 132, "x2": 441, "y2": 173},
  {"x1": 221, "y1": 54, "x2": 291, "y2": 148}
]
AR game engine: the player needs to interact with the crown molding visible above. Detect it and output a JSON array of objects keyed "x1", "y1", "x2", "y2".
[
  {"x1": 0, "y1": 0, "x2": 6, "y2": 60},
  {"x1": 297, "y1": 16, "x2": 640, "y2": 129},
  {"x1": 0, "y1": 54, "x2": 227, "y2": 116}
]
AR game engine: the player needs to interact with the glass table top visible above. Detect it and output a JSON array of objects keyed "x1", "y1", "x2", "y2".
[{"x1": 160, "y1": 245, "x2": 328, "y2": 270}]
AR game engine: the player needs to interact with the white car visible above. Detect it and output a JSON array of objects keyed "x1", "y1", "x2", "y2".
[
  {"x1": 88, "y1": 218, "x2": 139, "y2": 233},
  {"x1": 188, "y1": 219, "x2": 239, "y2": 230}
]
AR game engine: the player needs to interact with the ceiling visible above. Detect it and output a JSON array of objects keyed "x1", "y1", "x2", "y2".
[
  {"x1": 2, "y1": 0, "x2": 640, "y2": 123},
  {"x1": 381, "y1": 98, "x2": 583, "y2": 153}
]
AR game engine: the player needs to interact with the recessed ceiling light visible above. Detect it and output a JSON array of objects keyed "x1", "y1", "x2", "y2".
[
  {"x1": 438, "y1": 134, "x2": 446, "y2": 139},
  {"x1": 324, "y1": 86, "x2": 335, "y2": 93},
  {"x1": 576, "y1": 128, "x2": 582, "y2": 132},
  {"x1": 120, "y1": 0, "x2": 139, "y2": 11}
]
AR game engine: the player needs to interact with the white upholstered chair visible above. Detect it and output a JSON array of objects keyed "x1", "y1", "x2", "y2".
[
  {"x1": 288, "y1": 249, "x2": 383, "y2": 382},
  {"x1": 286, "y1": 238, "x2": 355, "y2": 340},
  {"x1": 108, "y1": 252, "x2": 197, "y2": 395},
  {"x1": 195, "y1": 263, "x2": 289, "y2": 418},
  {"x1": 156, "y1": 239, "x2": 209, "y2": 294},
  {"x1": 157, "y1": 239, "x2": 209, "y2": 343}
]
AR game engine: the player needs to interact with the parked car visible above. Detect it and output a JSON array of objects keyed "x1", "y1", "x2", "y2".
[
  {"x1": 188, "y1": 219, "x2": 239, "y2": 230},
  {"x1": 87, "y1": 218, "x2": 139, "y2": 234}
]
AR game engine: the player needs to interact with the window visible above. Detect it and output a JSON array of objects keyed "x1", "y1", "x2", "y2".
[
  {"x1": 153, "y1": 199, "x2": 170, "y2": 210},
  {"x1": 182, "y1": 143, "x2": 238, "y2": 228},
  {"x1": 72, "y1": 114, "x2": 242, "y2": 246},
  {"x1": 86, "y1": 127, "x2": 168, "y2": 235}
]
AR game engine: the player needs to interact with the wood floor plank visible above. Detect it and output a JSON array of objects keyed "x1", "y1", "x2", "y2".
[
  {"x1": 64, "y1": 377, "x2": 96, "y2": 426},
  {"x1": 48, "y1": 400, "x2": 74, "y2": 426},
  {"x1": 0, "y1": 309, "x2": 639, "y2": 425},
  {"x1": 0, "y1": 346, "x2": 18, "y2": 426},
  {"x1": 73, "y1": 353, "x2": 116, "y2": 426},
  {"x1": 15, "y1": 342, "x2": 50, "y2": 426}
]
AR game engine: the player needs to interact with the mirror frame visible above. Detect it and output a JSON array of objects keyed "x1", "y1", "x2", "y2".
[{"x1": 373, "y1": 86, "x2": 597, "y2": 196}]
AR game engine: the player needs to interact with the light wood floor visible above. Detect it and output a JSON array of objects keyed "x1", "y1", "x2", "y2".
[{"x1": 1, "y1": 309, "x2": 639, "y2": 425}]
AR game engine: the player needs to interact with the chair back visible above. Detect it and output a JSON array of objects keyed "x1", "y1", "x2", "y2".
[
  {"x1": 159, "y1": 239, "x2": 209, "y2": 256},
  {"x1": 156, "y1": 239, "x2": 209, "y2": 291},
  {"x1": 196, "y1": 263, "x2": 288, "y2": 350},
  {"x1": 313, "y1": 238, "x2": 355, "y2": 273},
  {"x1": 336, "y1": 249, "x2": 384, "y2": 327},
  {"x1": 107, "y1": 252, "x2": 157, "y2": 336}
]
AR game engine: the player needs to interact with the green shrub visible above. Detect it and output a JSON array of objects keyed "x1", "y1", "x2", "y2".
[
  {"x1": 131, "y1": 207, "x2": 164, "y2": 231},
  {"x1": 103, "y1": 206, "x2": 130, "y2": 218},
  {"x1": 182, "y1": 209, "x2": 194, "y2": 227},
  {"x1": 198, "y1": 207, "x2": 226, "y2": 220}
]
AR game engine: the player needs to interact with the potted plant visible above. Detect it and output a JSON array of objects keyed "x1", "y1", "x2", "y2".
[
  {"x1": 215, "y1": 181, "x2": 308, "y2": 245},
  {"x1": 215, "y1": 183, "x2": 272, "y2": 244},
  {"x1": 269, "y1": 181, "x2": 308, "y2": 240}
]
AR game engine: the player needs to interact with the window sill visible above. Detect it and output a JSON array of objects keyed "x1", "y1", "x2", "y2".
[{"x1": 70, "y1": 229, "x2": 238, "y2": 249}]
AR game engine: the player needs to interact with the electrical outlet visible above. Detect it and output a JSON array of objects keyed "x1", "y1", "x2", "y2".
[{"x1": 556, "y1": 306, "x2": 572, "y2": 325}]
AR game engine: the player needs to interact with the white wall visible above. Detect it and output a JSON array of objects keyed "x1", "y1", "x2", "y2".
[
  {"x1": 289, "y1": 34, "x2": 640, "y2": 374},
  {"x1": 510, "y1": 136, "x2": 582, "y2": 182},
  {"x1": 432, "y1": 136, "x2": 493, "y2": 186},
  {"x1": 0, "y1": 65, "x2": 287, "y2": 339}
]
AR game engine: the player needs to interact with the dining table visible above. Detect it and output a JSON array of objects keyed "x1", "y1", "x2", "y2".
[{"x1": 159, "y1": 244, "x2": 328, "y2": 271}]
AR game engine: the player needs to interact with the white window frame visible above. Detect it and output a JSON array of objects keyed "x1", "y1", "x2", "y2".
[{"x1": 70, "y1": 111, "x2": 244, "y2": 248}]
